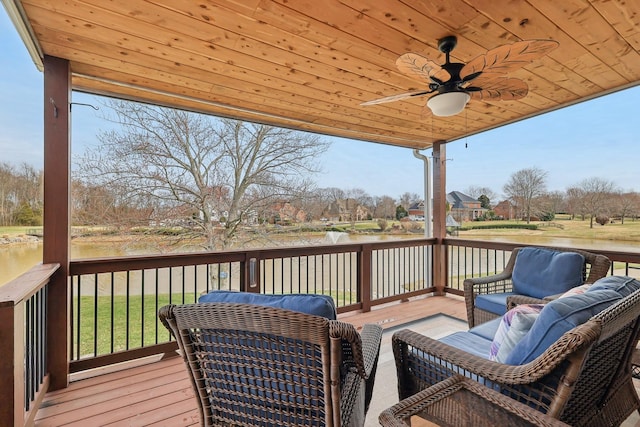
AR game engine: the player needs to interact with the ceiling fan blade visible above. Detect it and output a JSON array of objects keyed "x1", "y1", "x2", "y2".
[
  {"x1": 396, "y1": 53, "x2": 451, "y2": 84},
  {"x1": 462, "y1": 71, "x2": 482, "y2": 83},
  {"x1": 460, "y1": 39, "x2": 559, "y2": 80},
  {"x1": 360, "y1": 90, "x2": 432, "y2": 106},
  {"x1": 468, "y1": 77, "x2": 529, "y2": 100}
]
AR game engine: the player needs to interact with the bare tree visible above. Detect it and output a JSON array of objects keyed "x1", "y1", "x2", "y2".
[
  {"x1": 565, "y1": 187, "x2": 586, "y2": 220},
  {"x1": 0, "y1": 162, "x2": 17, "y2": 226},
  {"x1": 503, "y1": 167, "x2": 548, "y2": 223},
  {"x1": 538, "y1": 190, "x2": 566, "y2": 220},
  {"x1": 398, "y1": 192, "x2": 420, "y2": 210},
  {"x1": 573, "y1": 177, "x2": 618, "y2": 228},
  {"x1": 465, "y1": 186, "x2": 497, "y2": 205},
  {"x1": 372, "y1": 195, "x2": 396, "y2": 219},
  {"x1": 0, "y1": 162, "x2": 43, "y2": 226},
  {"x1": 613, "y1": 191, "x2": 640, "y2": 224},
  {"x1": 78, "y1": 100, "x2": 330, "y2": 250}
]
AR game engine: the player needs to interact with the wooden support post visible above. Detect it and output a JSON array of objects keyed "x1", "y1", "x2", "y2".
[
  {"x1": 43, "y1": 55, "x2": 71, "y2": 390},
  {"x1": 432, "y1": 142, "x2": 448, "y2": 295},
  {"x1": 360, "y1": 244, "x2": 373, "y2": 312}
]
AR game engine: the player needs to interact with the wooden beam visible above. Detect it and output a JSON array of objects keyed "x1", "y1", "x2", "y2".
[{"x1": 43, "y1": 55, "x2": 71, "y2": 391}]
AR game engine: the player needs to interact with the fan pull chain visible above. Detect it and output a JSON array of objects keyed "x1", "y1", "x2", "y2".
[{"x1": 465, "y1": 108, "x2": 469, "y2": 148}]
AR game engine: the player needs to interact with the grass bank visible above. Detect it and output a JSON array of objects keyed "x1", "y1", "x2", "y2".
[{"x1": 458, "y1": 218, "x2": 640, "y2": 242}]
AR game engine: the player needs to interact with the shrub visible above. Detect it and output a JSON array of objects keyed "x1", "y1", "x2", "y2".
[
  {"x1": 595, "y1": 215, "x2": 609, "y2": 226},
  {"x1": 458, "y1": 223, "x2": 538, "y2": 231},
  {"x1": 540, "y1": 212, "x2": 555, "y2": 221},
  {"x1": 377, "y1": 219, "x2": 388, "y2": 231}
]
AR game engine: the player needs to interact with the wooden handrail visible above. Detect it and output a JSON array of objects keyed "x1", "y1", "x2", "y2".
[
  {"x1": 0, "y1": 263, "x2": 59, "y2": 427},
  {"x1": 0, "y1": 263, "x2": 60, "y2": 307}
]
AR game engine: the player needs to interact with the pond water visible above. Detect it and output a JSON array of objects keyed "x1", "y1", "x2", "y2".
[
  {"x1": 2, "y1": 232, "x2": 638, "y2": 287},
  {"x1": 0, "y1": 233, "x2": 419, "y2": 286}
]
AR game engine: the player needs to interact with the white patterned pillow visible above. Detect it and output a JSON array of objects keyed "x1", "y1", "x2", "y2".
[
  {"x1": 489, "y1": 304, "x2": 544, "y2": 362},
  {"x1": 558, "y1": 283, "x2": 590, "y2": 298}
]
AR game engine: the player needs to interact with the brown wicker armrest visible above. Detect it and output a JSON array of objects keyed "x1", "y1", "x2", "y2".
[
  {"x1": 330, "y1": 322, "x2": 381, "y2": 379},
  {"x1": 359, "y1": 323, "x2": 383, "y2": 413},
  {"x1": 464, "y1": 272, "x2": 514, "y2": 326},
  {"x1": 392, "y1": 325, "x2": 596, "y2": 405},
  {"x1": 380, "y1": 375, "x2": 570, "y2": 427},
  {"x1": 359, "y1": 323, "x2": 383, "y2": 378},
  {"x1": 463, "y1": 271, "x2": 514, "y2": 294},
  {"x1": 506, "y1": 294, "x2": 548, "y2": 310}
]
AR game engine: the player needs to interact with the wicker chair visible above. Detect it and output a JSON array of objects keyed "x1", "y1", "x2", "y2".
[
  {"x1": 159, "y1": 302, "x2": 383, "y2": 427},
  {"x1": 464, "y1": 247, "x2": 611, "y2": 327},
  {"x1": 392, "y1": 286, "x2": 640, "y2": 427}
]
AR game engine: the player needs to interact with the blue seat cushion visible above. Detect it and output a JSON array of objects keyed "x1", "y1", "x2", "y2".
[
  {"x1": 198, "y1": 290, "x2": 337, "y2": 320},
  {"x1": 512, "y1": 247, "x2": 585, "y2": 299},
  {"x1": 505, "y1": 289, "x2": 621, "y2": 365},
  {"x1": 474, "y1": 292, "x2": 515, "y2": 316},
  {"x1": 587, "y1": 275, "x2": 640, "y2": 297},
  {"x1": 468, "y1": 317, "x2": 502, "y2": 341},
  {"x1": 439, "y1": 331, "x2": 493, "y2": 359}
]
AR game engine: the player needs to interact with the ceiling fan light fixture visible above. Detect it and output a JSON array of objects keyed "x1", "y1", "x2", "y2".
[{"x1": 427, "y1": 91, "x2": 470, "y2": 117}]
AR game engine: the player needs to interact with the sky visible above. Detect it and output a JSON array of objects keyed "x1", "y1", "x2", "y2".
[{"x1": 1, "y1": 9, "x2": 638, "y2": 203}]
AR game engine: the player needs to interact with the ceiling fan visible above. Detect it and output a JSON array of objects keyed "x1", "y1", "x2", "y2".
[{"x1": 361, "y1": 36, "x2": 559, "y2": 117}]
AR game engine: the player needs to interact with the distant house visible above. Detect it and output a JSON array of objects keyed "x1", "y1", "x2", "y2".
[
  {"x1": 447, "y1": 191, "x2": 486, "y2": 222},
  {"x1": 493, "y1": 200, "x2": 515, "y2": 220},
  {"x1": 322, "y1": 198, "x2": 370, "y2": 222},
  {"x1": 268, "y1": 201, "x2": 306, "y2": 224},
  {"x1": 408, "y1": 201, "x2": 425, "y2": 219}
]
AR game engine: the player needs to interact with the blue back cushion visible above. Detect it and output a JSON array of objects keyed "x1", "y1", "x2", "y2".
[
  {"x1": 504, "y1": 289, "x2": 621, "y2": 365},
  {"x1": 587, "y1": 275, "x2": 640, "y2": 297},
  {"x1": 512, "y1": 247, "x2": 585, "y2": 299},
  {"x1": 198, "y1": 290, "x2": 337, "y2": 320}
]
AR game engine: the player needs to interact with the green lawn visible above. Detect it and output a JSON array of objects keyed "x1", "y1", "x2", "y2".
[
  {"x1": 459, "y1": 218, "x2": 640, "y2": 242},
  {"x1": 72, "y1": 290, "x2": 354, "y2": 357},
  {"x1": 72, "y1": 292, "x2": 198, "y2": 358},
  {"x1": 0, "y1": 226, "x2": 38, "y2": 236}
]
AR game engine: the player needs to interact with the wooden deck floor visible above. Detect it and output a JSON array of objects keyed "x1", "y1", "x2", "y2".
[
  {"x1": 35, "y1": 294, "x2": 465, "y2": 426},
  {"x1": 33, "y1": 294, "x2": 640, "y2": 426}
]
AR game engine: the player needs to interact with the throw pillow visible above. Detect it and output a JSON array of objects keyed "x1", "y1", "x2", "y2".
[
  {"x1": 558, "y1": 283, "x2": 591, "y2": 298},
  {"x1": 504, "y1": 289, "x2": 621, "y2": 365},
  {"x1": 489, "y1": 304, "x2": 544, "y2": 362}
]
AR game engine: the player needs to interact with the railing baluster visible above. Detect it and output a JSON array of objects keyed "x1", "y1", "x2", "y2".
[
  {"x1": 110, "y1": 272, "x2": 114, "y2": 354},
  {"x1": 141, "y1": 269, "x2": 145, "y2": 346},
  {"x1": 126, "y1": 270, "x2": 130, "y2": 350}
]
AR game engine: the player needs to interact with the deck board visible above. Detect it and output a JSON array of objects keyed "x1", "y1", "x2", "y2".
[
  {"x1": 35, "y1": 295, "x2": 463, "y2": 426},
  {"x1": 32, "y1": 294, "x2": 640, "y2": 426}
]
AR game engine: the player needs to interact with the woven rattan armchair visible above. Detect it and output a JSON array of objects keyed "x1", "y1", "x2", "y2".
[
  {"x1": 159, "y1": 302, "x2": 383, "y2": 427},
  {"x1": 464, "y1": 247, "x2": 611, "y2": 327},
  {"x1": 392, "y1": 286, "x2": 640, "y2": 426}
]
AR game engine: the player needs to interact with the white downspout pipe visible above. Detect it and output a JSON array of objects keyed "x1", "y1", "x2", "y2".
[{"x1": 413, "y1": 149, "x2": 432, "y2": 238}]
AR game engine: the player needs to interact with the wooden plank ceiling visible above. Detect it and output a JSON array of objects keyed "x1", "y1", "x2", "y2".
[{"x1": 8, "y1": 0, "x2": 640, "y2": 149}]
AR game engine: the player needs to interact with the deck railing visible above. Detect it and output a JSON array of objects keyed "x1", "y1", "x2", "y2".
[
  {"x1": 66, "y1": 239, "x2": 640, "y2": 372},
  {"x1": 0, "y1": 263, "x2": 59, "y2": 426},
  {"x1": 68, "y1": 239, "x2": 436, "y2": 372}
]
